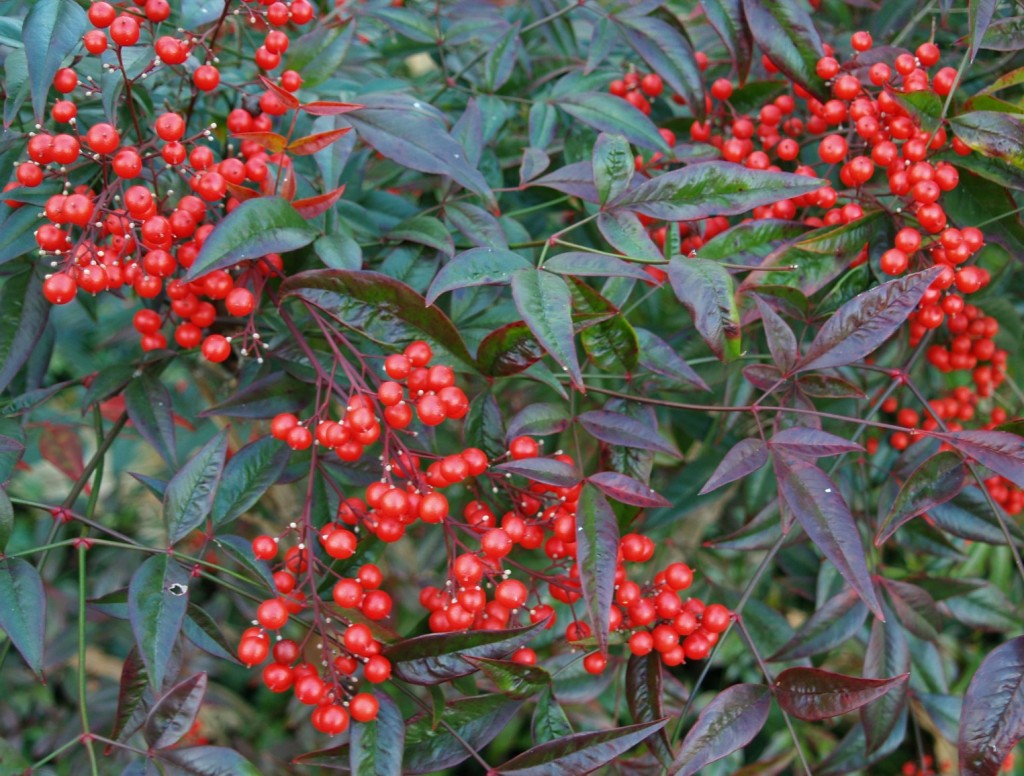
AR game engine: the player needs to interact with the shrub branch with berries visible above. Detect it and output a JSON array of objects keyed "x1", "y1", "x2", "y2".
[{"x1": 0, "y1": 0, "x2": 1023, "y2": 774}]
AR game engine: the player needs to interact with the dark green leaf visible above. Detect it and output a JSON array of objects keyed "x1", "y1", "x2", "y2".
[
  {"x1": 387, "y1": 216, "x2": 454, "y2": 258},
  {"x1": 959, "y1": 635, "x2": 1024, "y2": 775},
  {"x1": 145, "y1": 673, "x2": 207, "y2": 750},
  {"x1": 124, "y1": 374, "x2": 177, "y2": 468},
  {"x1": 876, "y1": 451, "x2": 966, "y2": 545},
  {"x1": 164, "y1": 429, "x2": 227, "y2": 544},
  {"x1": 128, "y1": 554, "x2": 189, "y2": 691},
  {"x1": 186, "y1": 197, "x2": 317, "y2": 281},
  {"x1": 466, "y1": 657, "x2": 551, "y2": 699},
  {"x1": 370, "y1": 6, "x2": 435, "y2": 42},
  {"x1": 612, "y1": 163, "x2": 824, "y2": 222},
  {"x1": 667, "y1": 257, "x2": 741, "y2": 361},
  {"x1": 211, "y1": 437, "x2": 289, "y2": 527},
  {"x1": 283, "y1": 269, "x2": 478, "y2": 372},
  {"x1": 0, "y1": 488, "x2": 12, "y2": 552},
  {"x1": 671, "y1": 684, "x2": 771, "y2": 776},
  {"x1": 202, "y1": 373, "x2": 310, "y2": 419},
  {"x1": 569, "y1": 277, "x2": 639, "y2": 373},
  {"x1": 426, "y1": 248, "x2": 531, "y2": 305},
  {"x1": 596, "y1": 210, "x2": 664, "y2": 261},
  {"x1": 592, "y1": 133, "x2": 633, "y2": 205},
  {"x1": 797, "y1": 268, "x2": 942, "y2": 372},
  {"x1": 950, "y1": 112, "x2": 1024, "y2": 169},
  {"x1": 575, "y1": 484, "x2": 619, "y2": 654},
  {"x1": 929, "y1": 485, "x2": 1024, "y2": 545},
  {"x1": 403, "y1": 695, "x2": 521, "y2": 774},
  {"x1": 0, "y1": 265, "x2": 50, "y2": 395},
  {"x1": 497, "y1": 720, "x2": 667, "y2": 775},
  {"x1": 699, "y1": 0, "x2": 753, "y2": 82},
  {"x1": 161, "y1": 746, "x2": 260, "y2": 775},
  {"x1": 774, "y1": 667, "x2": 908, "y2": 721},
  {"x1": 532, "y1": 687, "x2": 573, "y2": 743},
  {"x1": 892, "y1": 89, "x2": 944, "y2": 134},
  {"x1": 774, "y1": 455, "x2": 884, "y2": 619},
  {"x1": 464, "y1": 391, "x2": 506, "y2": 461},
  {"x1": 183, "y1": 603, "x2": 239, "y2": 662},
  {"x1": 484, "y1": 24, "x2": 520, "y2": 91},
  {"x1": 477, "y1": 322, "x2": 545, "y2": 377},
  {"x1": 769, "y1": 588, "x2": 868, "y2": 661},
  {"x1": 0, "y1": 206, "x2": 42, "y2": 265},
  {"x1": 350, "y1": 692, "x2": 404, "y2": 776},
  {"x1": 282, "y1": 22, "x2": 354, "y2": 87},
  {"x1": 0, "y1": 558, "x2": 45, "y2": 677},
  {"x1": 511, "y1": 269, "x2": 581, "y2": 389},
  {"x1": 384, "y1": 619, "x2": 549, "y2": 685},
  {"x1": 740, "y1": 0, "x2": 827, "y2": 99},
  {"x1": 22, "y1": 0, "x2": 87, "y2": 121}
]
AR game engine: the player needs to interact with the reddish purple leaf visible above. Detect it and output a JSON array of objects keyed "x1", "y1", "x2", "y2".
[
  {"x1": 588, "y1": 471, "x2": 671, "y2": 508},
  {"x1": 753, "y1": 294, "x2": 798, "y2": 373},
  {"x1": 743, "y1": 363, "x2": 784, "y2": 391},
  {"x1": 258, "y1": 75, "x2": 299, "y2": 109},
  {"x1": 797, "y1": 268, "x2": 942, "y2": 372},
  {"x1": 774, "y1": 455, "x2": 884, "y2": 619},
  {"x1": 144, "y1": 672, "x2": 207, "y2": 750},
  {"x1": 667, "y1": 257, "x2": 741, "y2": 361},
  {"x1": 287, "y1": 126, "x2": 352, "y2": 156},
  {"x1": 625, "y1": 654, "x2": 673, "y2": 766},
  {"x1": 959, "y1": 636, "x2": 1024, "y2": 776},
  {"x1": 699, "y1": 438, "x2": 768, "y2": 495},
  {"x1": 575, "y1": 485, "x2": 619, "y2": 655},
  {"x1": 881, "y1": 579, "x2": 941, "y2": 642},
  {"x1": 300, "y1": 100, "x2": 364, "y2": 116},
  {"x1": 492, "y1": 457, "x2": 581, "y2": 487},
  {"x1": 670, "y1": 684, "x2": 771, "y2": 776},
  {"x1": 577, "y1": 410, "x2": 679, "y2": 457},
  {"x1": 770, "y1": 428, "x2": 863, "y2": 459},
  {"x1": 769, "y1": 588, "x2": 868, "y2": 662},
  {"x1": 774, "y1": 667, "x2": 908, "y2": 721},
  {"x1": 941, "y1": 430, "x2": 1024, "y2": 488},
  {"x1": 108, "y1": 647, "x2": 147, "y2": 746},
  {"x1": 530, "y1": 161, "x2": 600, "y2": 202},
  {"x1": 496, "y1": 719, "x2": 668, "y2": 775},
  {"x1": 876, "y1": 451, "x2": 967, "y2": 545},
  {"x1": 291, "y1": 184, "x2": 347, "y2": 218}
]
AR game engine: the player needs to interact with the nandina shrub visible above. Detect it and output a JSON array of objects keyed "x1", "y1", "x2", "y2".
[{"x1": 0, "y1": 0, "x2": 1023, "y2": 773}]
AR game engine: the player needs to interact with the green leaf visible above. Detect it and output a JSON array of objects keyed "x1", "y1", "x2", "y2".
[
  {"x1": 315, "y1": 232, "x2": 363, "y2": 270},
  {"x1": 557, "y1": 92, "x2": 669, "y2": 152},
  {"x1": 477, "y1": 322, "x2": 545, "y2": 377},
  {"x1": 282, "y1": 269, "x2": 478, "y2": 372},
  {"x1": 124, "y1": 374, "x2": 178, "y2": 468},
  {"x1": 0, "y1": 558, "x2": 46, "y2": 677},
  {"x1": 775, "y1": 667, "x2": 908, "y2": 721},
  {"x1": 484, "y1": 23, "x2": 520, "y2": 91},
  {"x1": 183, "y1": 602, "x2": 239, "y2": 662},
  {"x1": 950, "y1": 112, "x2": 1024, "y2": 169},
  {"x1": 532, "y1": 687, "x2": 573, "y2": 743},
  {"x1": 426, "y1": 248, "x2": 531, "y2": 305},
  {"x1": 349, "y1": 692, "x2": 404, "y2": 776},
  {"x1": 671, "y1": 684, "x2": 771, "y2": 776},
  {"x1": 575, "y1": 485, "x2": 620, "y2": 655},
  {"x1": 496, "y1": 720, "x2": 668, "y2": 775},
  {"x1": 668, "y1": 257, "x2": 741, "y2": 360},
  {"x1": 466, "y1": 656, "x2": 552, "y2": 699},
  {"x1": 511, "y1": 269, "x2": 582, "y2": 389},
  {"x1": 164, "y1": 430, "x2": 228, "y2": 545},
  {"x1": 592, "y1": 133, "x2": 633, "y2": 205},
  {"x1": 22, "y1": 0, "x2": 87, "y2": 121},
  {"x1": 701, "y1": 218, "x2": 807, "y2": 265},
  {"x1": 769, "y1": 588, "x2": 868, "y2": 661},
  {"x1": 145, "y1": 672, "x2": 207, "y2": 750},
  {"x1": 128, "y1": 554, "x2": 189, "y2": 691},
  {"x1": 861, "y1": 615, "x2": 911, "y2": 754},
  {"x1": 403, "y1": 695, "x2": 521, "y2": 774},
  {"x1": 0, "y1": 264, "x2": 50, "y2": 395},
  {"x1": 464, "y1": 391, "x2": 507, "y2": 461},
  {"x1": 699, "y1": 0, "x2": 753, "y2": 82},
  {"x1": 892, "y1": 90, "x2": 944, "y2": 134},
  {"x1": 387, "y1": 216, "x2": 454, "y2": 257},
  {"x1": 161, "y1": 746, "x2": 261, "y2": 775},
  {"x1": 384, "y1": 619, "x2": 549, "y2": 685},
  {"x1": 0, "y1": 205, "x2": 42, "y2": 265},
  {"x1": 370, "y1": 6, "x2": 435, "y2": 42},
  {"x1": 740, "y1": 0, "x2": 827, "y2": 99},
  {"x1": 283, "y1": 22, "x2": 354, "y2": 87},
  {"x1": 611, "y1": 162, "x2": 824, "y2": 221},
  {"x1": 876, "y1": 451, "x2": 967, "y2": 545},
  {"x1": 0, "y1": 488, "x2": 12, "y2": 552},
  {"x1": 596, "y1": 210, "x2": 665, "y2": 261},
  {"x1": 211, "y1": 437, "x2": 290, "y2": 527},
  {"x1": 185, "y1": 197, "x2": 317, "y2": 281}
]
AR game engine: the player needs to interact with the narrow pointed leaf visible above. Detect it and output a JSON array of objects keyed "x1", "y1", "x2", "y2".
[
  {"x1": 770, "y1": 428, "x2": 863, "y2": 459},
  {"x1": 614, "y1": 14, "x2": 705, "y2": 120},
  {"x1": 700, "y1": 0, "x2": 753, "y2": 82},
  {"x1": 941, "y1": 430, "x2": 1024, "y2": 488},
  {"x1": 211, "y1": 437, "x2": 290, "y2": 527},
  {"x1": 588, "y1": 471, "x2": 670, "y2": 508},
  {"x1": 497, "y1": 720, "x2": 667, "y2": 775},
  {"x1": 466, "y1": 657, "x2": 551, "y2": 700},
  {"x1": 740, "y1": 0, "x2": 827, "y2": 99},
  {"x1": 0, "y1": 558, "x2": 45, "y2": 677},
  {"x1": 161, "y1": 746, "x2": 260, "y2": 775},
  {"x1": 287, "y1": 127, "x2": 351, "y2": 156},
  {"x1": 670, "y1": 684, "x2": 771, "y2": 776},
  {"x1": 611, "y1": 163, "x2": 824, "y2": 222},
  {"x1": 185, "y1": 197, "x2": 317, "y2": 281},
  {"x1": 576, "y1": 485, "x2": 619, "y2": 654},
  {"x1": 349, "y1": 692, "x2": 404, "y2": 776},
  {"x1": 753, "y1": 295, "x2": 798, "y2": 373},
  {"x1": 291, "y1": 184, "x2": 347, "y2": 219},
  {"x1": 775, "y1": 667, "x2": 908, "y2": 721},
  {"x1": 636, "y1": 328, "x2": 709, "y2": 390},
  {"x1": 577, "y1": 410, "x2": 678, "y2": 456},
  {"x1": 145, "y1": 672, "x2": 207, "y2": 750},
  {"x1": 532, "y1": 687, "x2": 573, "y2": 743},
  {"x1": 511, "y1": 269, "x2": 582, "y2": 389},
  {"x1": 23, "y1": 0, "x2": 87, "y2": 121},
  {"x1": 882, "y1": 579, "x2": 941, "y2": 642},
  {"x1": 769, "y1": 588, "x2": 868, "y2": 661},
  {"x1": 774, "y1": 455, "x2": 884, "y2": 619},
  {"x1": 492, "y1": 457, "x2": 582, "y2": 487},
  {"x1": 544, "y1": 252, "x2": 655, "y2": 282},
  {"x1": 164, "y1": 429, "x2": 227, "y2": 544},
  {"x1": 402, "y1": 694, "x2": 521, "y2": 774},
  {"x1": 700, "y1": 438, "x2": 768, "y2": 494},
  {"x1": 109, "y1": 647, "x2": 148, "y2": 743},
  {"x1": 558, "y1": 92, "x2": 668, "y2": 152},
  {"x1": 959, "y1": 635, "x2": 1024, "y2": 776},
  {"x1": 124, "y1": 374, "x2": 177, "y2": 468},
  {"x1": 861, "y1": 616, "x2": 911, "y2": 753},
  {"x1": 876, "y1": 451, "x2": 967, "y2": 545},
  {"x1": 797, "y1": 268, "x2": 941, "y2": 372},
  {"x1": 969, "y1": 0, "x2": 999, "y2": 61},
  {"x1": 384, "y1": 619, "x2": 549, "y2": 685},
  {"x1": 625, "y1": 654, "x2": 673, "y2": 766},
  {"x1": 426, "y1": 248, "x2": 531, "y2": 305},
  {"x1": 128, "y1": 554, "x2": 189, "y2": 691},
  {"x1": 668, "y1": 257, "x2": 741, "y2": 360}
]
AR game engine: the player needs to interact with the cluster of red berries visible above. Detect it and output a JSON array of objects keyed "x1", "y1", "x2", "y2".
[
  {"x1": 608, "y1": 70, "x2": 670, "y2": 116},
  {"x1": 9, "y1": 0, "x2": 321, "y2": 361}
]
